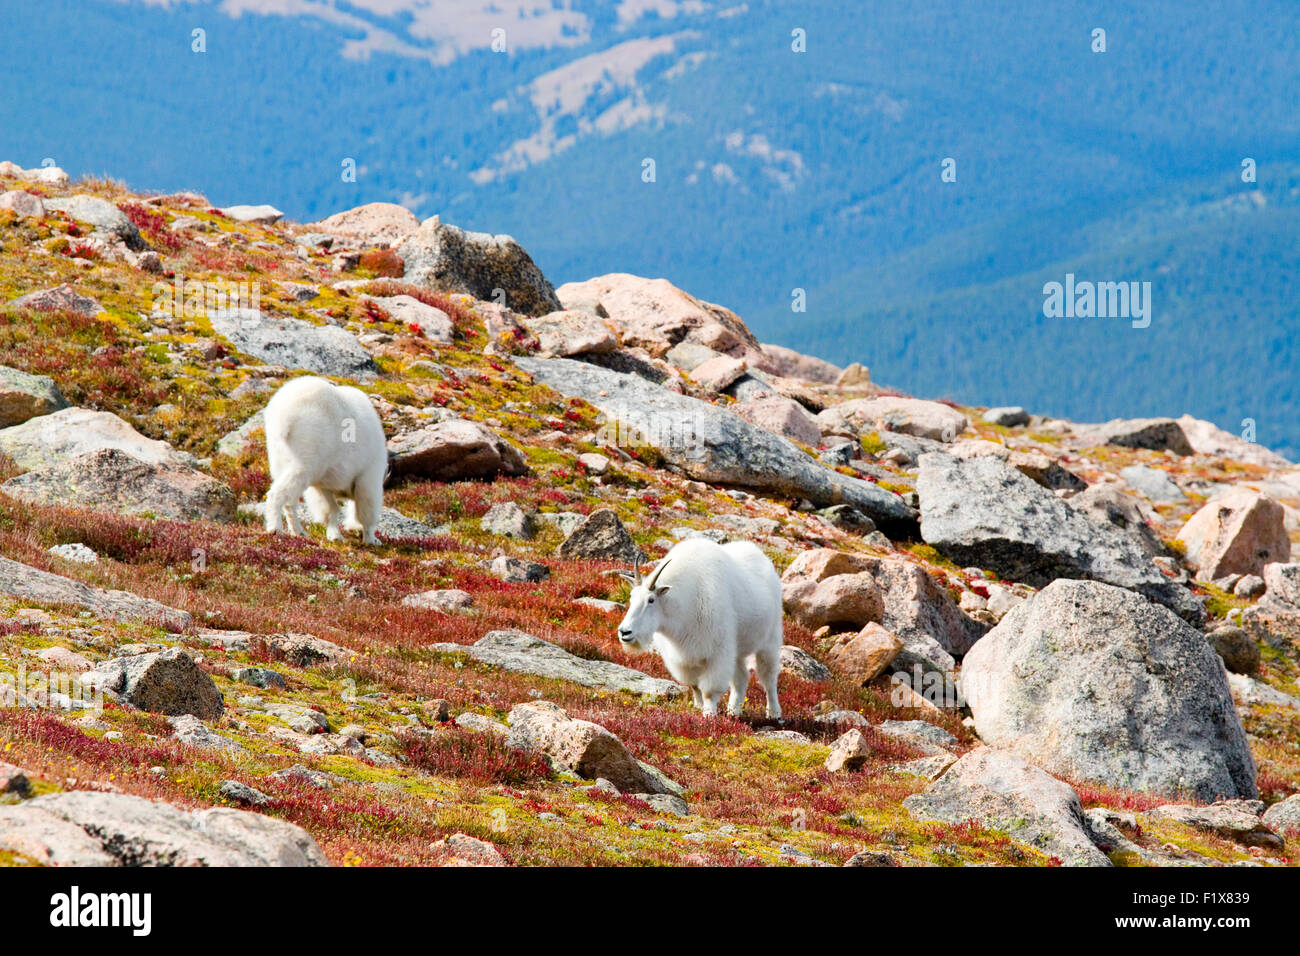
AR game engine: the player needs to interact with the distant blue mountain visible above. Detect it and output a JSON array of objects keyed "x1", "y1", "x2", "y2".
[{"x1": 3, "y1": 1, "x2": 1298, "y2": 457}]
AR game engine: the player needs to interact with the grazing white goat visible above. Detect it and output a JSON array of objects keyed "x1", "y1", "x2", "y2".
[
  {"x1": 617, "y1": 538, "x2": 783, "y2": 718},
  {"x1": 263, "y1": 376, "x2": 387, "y2": 545}
]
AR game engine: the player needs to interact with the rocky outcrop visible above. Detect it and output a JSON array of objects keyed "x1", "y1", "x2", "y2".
[
  {"x1": 396, "y1": 215, "x2": 560, "y2": 316},
  {"x1": 1066, "y1": 483, "x2": 1167, "y2": 558},
  {"x1": 903, "y1": 748, "x2": 1110, "y2": 867},
  {"x1": 1176, "y1": 488, "x2": 1291, "y2": 580},
  {"x1": 759, "y1": 343, "x2": 841, "y2": 384},
  {"x1": 364, "y1": 294, "x2": 454, "y2": 344},
  {"x1": 514, "y1": 357, "x2": 916, "y2": 533},
  {"x1": 427, "y1": 630, "x2": 682, "y2": 698},
  {"x1": 1087, "y1": 417, "x2": 1194, "y2": 455},
  {"x1": 0, "y1": 365, "x2": 68, "y2": 427},
  {"x1": 2, "y1": 448, "x2": 236, "y2": 522},
  {"x1": 43, "y1": 195, "x2": 145, "y2": 249},
  {"x1": 733, "y1": 394, "x2": 821, "y2": 445},
  {"x1": 387, "y1": 419, "x2": 528, "y2": 481},
  {"x1": 0, "y1": 557, "x2": 192, "y2": 630},
  {"x1": 918, "y1": 452, "x2": 1202, "y2": 622},
  {"x1": 209, "y1": 309, "x2": 378, "y2": 379},
  {"x1": 960, "y1": 579, "x2": 1256, "y2": 801},
  {"x1": 0, "y1": 791, "x2": 327, "y2": 866},
  {"x1": 1177, "y1": 414, "x2": 1291, "y2": 468},
  {"x1": 84, "y1": 648, "x2": 224, "y2": 719},
  {"x1": 6, "y1": 283, "x2": 104, "y2": 316}
]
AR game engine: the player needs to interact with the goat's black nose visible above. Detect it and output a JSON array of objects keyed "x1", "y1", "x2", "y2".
[{"x1": 618, "y1": 628, "x2": 632, "y2": 639}]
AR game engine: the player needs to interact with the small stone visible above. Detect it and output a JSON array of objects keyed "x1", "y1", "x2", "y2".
[
  {"x1": 825, "y1": 729, "x2": 872, "y2": 772},
  {"x1": 220, "y1": 780, "x2": 271, "y2": 806}
]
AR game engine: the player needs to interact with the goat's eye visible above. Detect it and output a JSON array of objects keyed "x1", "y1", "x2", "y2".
[{"x1": 647, "y1": 597, "x2": 654, "y2": 604}]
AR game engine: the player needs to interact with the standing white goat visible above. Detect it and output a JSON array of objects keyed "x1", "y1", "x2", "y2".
[
  {"x1": 263, "y1": 376, "x2": 387, "y2": 545},
  {"x1": 616, "y1": 538, "x2": 783, "y2": 718}
]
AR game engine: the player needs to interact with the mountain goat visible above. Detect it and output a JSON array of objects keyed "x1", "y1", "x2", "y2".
[
  {"x1": 263, "y1": 376, "x2": 387, "y2": 545},
  {"x1": 617, "y1": 538, "x2": 783, "y2": 718}
]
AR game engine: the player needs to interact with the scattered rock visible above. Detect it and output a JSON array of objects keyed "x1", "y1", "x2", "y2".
[
  {"x1": 402, "y1": 589, "x2": 474, "y2": 612},
  {"x1": 209, "y1": 308, "x2": 378, "y2": 379},
  {"x1": 431, "y1": 832, "x2": 509, "y2": 866},
  {"x1": 214, "y1": 410, "x2": 265, "y2": 458},
  {"x1": 219, "y1": 204, "x2": 284, "y2": 224},
  {"x1": 1262, "y1": 794, "x2": 1300, "y2": 835},
  {"x1": 505, "y1": 700, "x2": 679, "y2": 793},
  {"x1": 454, "y1": 712, "x2": 509, "y2": 735},
  {"x1": 556, "y1": 273, "x2": 766, "y2": 365},
  {"x1": 961, "y1": 579, "x2": 1256, "y2": 801},
  {"x1": 47, "y1": 543, "x2": 98, "y2": 565},
  {"x1": 818, "y1": 396, "x2": 968, "y2": 443},
  {"x1": 844, "y1": 849, "x2": 899, "y2": 867},
  {"x1": 1146, "y1": 800, "x2": 1282, "y2": 848},
  {"x1": 1066, "y1": 483, "x2": 1167, "y2": 558},
  {"x1": 396, "y1": 215, "x2": 560, "y2": 316},
  {"x1": 169, "y1": 714, "x2": 244, "y2": 753},
  {"x1": 1263, "y1": 562, "x2": 1300, "y2": 607},
  {"x1": 1207, "y1": 626, "x2": 1261, "y2": 674},
  {"x1": 814, "y1": 504, "x2": 876, "y2": 534},
  {"x1": 364, "y1": 294, "x2": 454, "y2": 344},
  {"x1": 918, "y1": 453, "x2": 1202, "y2": 622},
  {"x1": 1089, "y1": 417, "x2": 1194, "y2": 456},
  {"x1": 759, "y1": 343, "x2": 841, "y2": 384},
  {"x1": 43, "y1": 195, "x2": 144, "y2": 249},
  {"x1": 1234, "y1": 574, "x2": 1265, "y2": 599},
  {"x1": 778, "y1": 645, "x2": 831, "y2": 681},
  {"x1": 690, "y1": 354, "x2": 748, "y2": 392},
  {"x1": 825, "y1": 729, "x2": 871, "y2": 772},
  {"x1": 903, "y1": 748, "x2": 1111, "y2": 867},
  {"x1": 481, "y1": 501, "x2": 534, "y2": 539},
  {"x1": 85, "y1": 648, "x2": 223, "y2": 719},
  {"x1": 1177, "y1": 488, "x2": 1291, "y2": 580},
  {"x1": 429, "y1": 630, "x2": 682, "y2": 698},
  {"x1": 387, "y1": 419, "x2": 528, "y2": 481},
  {"x1": 983, "y1": 406, "x2": 1030, "y2": 427},
  {"x1": 0, "y1": 365, "x2": 68, "y2": 427},
  {"x1": 733, "y1": 394, "x2": 821, "y2": 445},
  {"x1": 0, "y1": 556, "x2": 192, "y2": 630},
  {"x1": 522, "y1": 309, "x2": 617, "y2": 356},
  {"x1": 557, "y1": 508, "x2": 639, "y2": 563},
  {"x1": 220, "y1": 780, "x2": 271, "y2": 806},
  {"x1": 827, "y1": 623, "x2": 903, "y2": 684},
  {"x1": 514, "y1": 357, "x2": 917, "y2": 534},
  {"x1": 489, "y1": 556, "x2": 550, "y2": 583},
  {"x1": 311, "y1": 202, "x2": 420, "y2": 247},
  {"x1": 0, "y1": 791, "x2": 326, "y2": 866},
  {"x1": 7, "y1": 283, "x2": 104, "y2": 316},
  {"x1": 0, "y1": 406, "x2": 195, "y2": 471},
  {"x1": 0, "y1": 190, "x2": 45, "y2": 219},
  {"x1": 1177, "y1": 415, "x2": 1292, "y2": 468},
  {"x1": 2, "y1": 447, "x2": 236, "y2": 522},
  {"x1": 1121, "y1": 465, "x2": 1185, "y2": 502}
]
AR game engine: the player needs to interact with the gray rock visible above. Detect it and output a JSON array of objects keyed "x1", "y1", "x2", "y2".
[
  {"x1": 215, "y1": 409, "x2": 264, "y2": 458},
  {"x1": 220, "y1": 780, "x2": 272, "y2": 806},
  {"x1": 779, "y1": 645, "x2": 831, "y2": 681},
  {"x1": 0, "y1": 365, "x2": 68, "y2": 427},
  {"x1": 428, "y1": 630, "x2": 683, "y2": 698},
  {"x1": 1263, "y1": 562, "x2": 1300, "y2": 607},
  {"x1": 0, "y1": 556, "x2": 192, "y2": 630},
  {"x1": 481, "y1": 501, "x2": 534, "y2": 539},
  {"x1": 402, "y1": 589, "x2": 474, "y2": 612},
  {"x1": 1066, "y1": 483, "x2": 1168, "y2": 558},
  {"x1": 983, "y1": 406, "x2": 1030, "y2": 427},
  {"x1": 1089, "y1": 417, "x2": 1194, "y2": 455},
  {"x1": 878, "y1": 719, "x2": 959, "y2": 753},
  {"x1": 230, "y1": 666, "x2": 288, "y2": 690},
  {"x1": 960, "y1": 579, "x2": 1256, "y2": 802},
  {"x1": 238, "y1": 501, "x2": 440, "y2": 541},
  {"x1": 0, "y1": 190, "x2": 46, "y2": 218},
  {"x1": 396, "y1": 215, "x2": 560, "y2": 316},
  {"x1": 0, "y1": 791, "x2": 326, "y2": 865},
  {"x1": 918, "y1": 453, "x2": 1202, "y2": 622},
  {"x1": 169, "y1": 714, "x2": 245, "y2": 753},
  {"x1": 558, "y1": 508, "x2": 639, "y2": 562},
  {"x1": 2, "y1": 448, "x2": 236, "y2": 522},
  {"x1": 0, "y1": 406, "x2": 196, "y2": 471},
  {"x1": 219, "y1": 204, "x2": 284, "y2": 224},
  {"x1": 815, "y1": 504, "x2": 876, "y2": 534},
  {"x1": 1121, "y1": 464, "x2": 1186, "y2": 502},
  {"x1": 48, "y1": 543, "x2": 98, "y2": 564},
  {"x1": 903, "y1": 748, "x2": 1111, "y2": 867},
  {"x1": 1145, "y1": 799, "x2": 1282, "y2": 848},
  {"x1": 640, "y1": 793, "x2": 690, "y2": 817},
  {"x1": 1262, "y1": 794, "x2": 1300, "y2": 835},
  {"x1": 489, "y1": 555, "x2": 550, "y2": 583},
  {"x1": 85, "y1": 648, "x2": 224, "y2": 719},
  {"x1": 209, "y1": 308, "x2": 378, "y2": 379},
  {"x1": 1206, "y1": 626, "x2": 1260, "y2": 674},
  {"x1": 387, "y1": 419, "x2": 528, "y2": 481},
  {"x1": 514, "y1": 357, "x2": 916, "y2": 534},
  {"x1": 43, "y1": 195, "x2": 144, "y2": 249},
  {"x1": 1234, "y1": 574, "x2": 1265, "y2": 599}
]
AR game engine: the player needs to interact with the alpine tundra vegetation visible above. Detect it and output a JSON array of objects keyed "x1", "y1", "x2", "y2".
[{"x1": 0, "y1": 166, "x2": 1297, "y2": 867}]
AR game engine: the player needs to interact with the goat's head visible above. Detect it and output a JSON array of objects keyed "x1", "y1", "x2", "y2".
[{"x1": 616, "y1": 551, "x2": 671, "y2": 652}]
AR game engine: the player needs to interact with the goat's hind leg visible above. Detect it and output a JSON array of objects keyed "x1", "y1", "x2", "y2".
[
  {"x1": 265, "y1": 469, "x2": 310, "y2": 537},
  {"x1": 304, "y1": 486, "x2": 343, "y2": 541}
]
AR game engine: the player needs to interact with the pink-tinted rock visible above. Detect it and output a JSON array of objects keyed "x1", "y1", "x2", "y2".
[{"x1": 1177, "y1": 488, "x2": 1291, "y2": 580}]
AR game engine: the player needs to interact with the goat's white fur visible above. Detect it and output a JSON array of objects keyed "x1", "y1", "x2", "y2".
[
  {"x1": 617, "y1": 538, "x2": 783, "y2": 718},
  {"x1": 263, "y1": 376, "x2": 387, "y2": 545}
]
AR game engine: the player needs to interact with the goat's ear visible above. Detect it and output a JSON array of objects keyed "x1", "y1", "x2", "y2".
[{"x1": 654, "y1": 585, "x2": 671, "y2": 596}]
